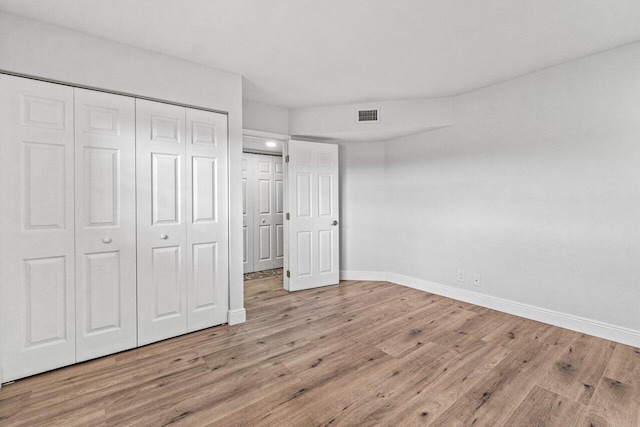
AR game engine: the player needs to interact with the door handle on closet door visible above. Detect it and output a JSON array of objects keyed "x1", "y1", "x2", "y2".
[
  {"x1": 103, "y1": 237, "x2": 112, "y2": 244},
  {"x1": 160, "y1": 234, "x2": 169, "y2": 240},
  {"x1": 331, "y1": 220, "x2": 339, "y2": 226}
]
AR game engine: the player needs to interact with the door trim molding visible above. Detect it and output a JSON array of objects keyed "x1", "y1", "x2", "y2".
[
  {"x1": 0, "y1": 70, "x2": 228, "y2": 115},
  {"x1": 228, "y1": 308, "x2": 247, "y2": 325}
]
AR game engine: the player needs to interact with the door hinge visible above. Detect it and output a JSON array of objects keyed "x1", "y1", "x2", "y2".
[
  {"x1": 286, "y1": 270, "x2": 290, "y2": 278},
  {"x1": 285, "y1": 155, "x2": 290, "y2": 163},
  {"x1": 286, "y1": 213, "x2": 290, "y2": 220}
]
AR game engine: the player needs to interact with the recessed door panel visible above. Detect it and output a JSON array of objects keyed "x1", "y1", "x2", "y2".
[
  {"x1": 297, "y1": 231, "x2": 312, "y2": 277},
  {"x1": 191, "y1": 121, "x2": 216, "y2": 146},
  {"x1": 153, "y1": 246, "x2": 182, "y2": 319},
  {"x1": 1, "y1": 75, "x2": 76, "y2": 381},
  {"x1": 84, "y1": 106, "x2": 120, "y2": 135},
  {"x1": 259, "y1": 179, "x2": 271, "y2": 214},
  {"x1": 258, "y1": 159, "x2": 270, "y2": 173},
  {"x1": 23, "y1": 256, "x2": 67, "y2": 347},
  {"x1": 319, "y1": 174, "x2": 333, "y2": 217},
  {"x1": 151, "y1": 116, "x2": 180, "y2": 143},
  {"x1": 318, "y1": 230, "x2": 334, "y2": 274},
  {"x1": 296, "y1": 173, "x2": 312, "y2": 218},
  {"x1": 193, "y1": 242, "x2": 217, "y2": 310},
  {"x1": 259, "y1": 225, "x2": 272, "y2": 261},
  {"x1": 84, "y1": 252, "x2": 120, "y2": 333},
  {"x1": 84, "y1": 147, "x2": 118, "y2": 227},
  {"x1": 22, "y1": 96, "x2": 66, "y2": 129},
  {"x1": 75, "y1": 88, "x2": 136, "y2": 362},
  {"x1": 192, "y1": 156, "x2": 216, "y2": 223},
  {"x1": 24, "y1": 141, "x2": 66, "y2": 230},
  {"x1": 152, "y1": 153, "x2": 180, "y2": 225}
]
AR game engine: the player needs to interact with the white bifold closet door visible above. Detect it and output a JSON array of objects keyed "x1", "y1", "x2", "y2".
[
  {"x1": 253, "y1": 155, "x2": 275, "y2": 271},
  {"x1": 74, "y1": 89, "x2": 137, "y2": 361},
  {"x1": 136, "y1": 99, "x2": 228, "y2": 345},
  {"x1": 0, "y1": 75, "x2": 76, "y2": 381},
  {"x1": 185, "y1": 108, "x2": 229, "y2": 331}
]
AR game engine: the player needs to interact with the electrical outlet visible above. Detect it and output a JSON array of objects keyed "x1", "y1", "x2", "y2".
[
  {"x1": 473, "y1": 274, "x2": 481, "y2": 287},
  {"x1": 457, "y1": 270, "x2": 465, "y2": 282}
]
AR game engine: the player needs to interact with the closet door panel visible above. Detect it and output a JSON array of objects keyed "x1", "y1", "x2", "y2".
[
  {"x1": 136, "y1": 99, "x2": 187, "y2": 345},
  {"x1": 0, "y1": 75, "x2": 76, "y2": 381},
  {"x1": 186, "y1": 108, "x2": 229, "y2": 331},
  {"x1": 74, "y1": 89, "x2": 137, "y2": 361},
  {"x1": 253, "y1": 155, "x2": 274, "y2": 271}
]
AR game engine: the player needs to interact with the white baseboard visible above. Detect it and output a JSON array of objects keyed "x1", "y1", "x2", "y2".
[
  {"x1": 228, "y1": 308, "x2": 246, "y2": 325},
  {"x1": 340, "y1": 270, "x2": 387, "y2": 281},
  {"x1": 385, "y1": 272, "x2": 640, "y2": 348}
]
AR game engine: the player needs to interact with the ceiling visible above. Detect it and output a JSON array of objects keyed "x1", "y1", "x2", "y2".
[{"x1": 1, "y1": 0, "x2": 639, "y2": 109}]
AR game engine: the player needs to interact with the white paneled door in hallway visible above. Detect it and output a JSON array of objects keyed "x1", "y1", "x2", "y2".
[
  {"x1": 285, "y1": 140, "x2": 339, "y2": 291},
  {"x1": 242, "y1": 153, "x2": 285, "y2": 274}
]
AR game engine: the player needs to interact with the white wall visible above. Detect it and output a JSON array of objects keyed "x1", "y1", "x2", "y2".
[
  {"x1": 338, "y1": 140, "x2": 387, "y2": 277},
  {"x1": 242, "y1": 99, "x2": 289, "y2": 136},
  {"x1": 0, "y1": 12, "x2": 246, "y2": 322},
  {"x1": 385, "y1": 41, "x2": 640, "y2": 340}
]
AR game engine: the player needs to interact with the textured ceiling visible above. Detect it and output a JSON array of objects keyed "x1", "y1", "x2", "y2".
[{"x1": 1, "y1": 0, "x2": 639, "y2": 108}]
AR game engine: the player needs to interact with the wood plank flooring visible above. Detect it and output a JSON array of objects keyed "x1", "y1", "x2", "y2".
[{"x1": 1, "y1": 277, "x2": 639, "y2": 426}]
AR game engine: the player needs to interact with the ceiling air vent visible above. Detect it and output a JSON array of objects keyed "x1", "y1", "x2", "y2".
[{"x1": 356, "y1": 108, "x2": 380, "y2": 123}]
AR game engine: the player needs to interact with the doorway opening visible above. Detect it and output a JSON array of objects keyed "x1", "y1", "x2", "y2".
[{"x1": 242, "y1": 134, "x2": 286, "y2": 283}]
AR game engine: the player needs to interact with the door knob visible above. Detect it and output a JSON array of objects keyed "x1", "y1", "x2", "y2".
[
  {"x1": 262, "y1": 218, "x2": 266, "y2": 224},
  {"x1": 103, "y1": 237, "x2": 112, "y2": 244},
  {"x1": 160, "y1": 234, "x2": 169, "y2": 240},
  {"x1": 332, "y1": 220, "x2": 339, "y2": 226}
]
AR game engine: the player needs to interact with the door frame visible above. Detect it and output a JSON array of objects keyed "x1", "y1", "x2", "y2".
[{"x1": 242, "y1": 129, "x2": 290, "y2": 289}]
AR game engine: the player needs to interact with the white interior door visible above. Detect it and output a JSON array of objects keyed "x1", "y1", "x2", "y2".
[
  {"x1": 242, "y1": 154, "x2": 254, "y2": 273},
  {"x1": 0, "y1": 75, "x2": 76, "y2": 381},
  {"x1": 274, "y1": 157, "x2": 284, "y2": 269},
  {"x1": 136, "y1": 99, "x2": 188, "y2": 345},
  {"x1": 74, "y1": 88, "x2": 137, "y2": 361},
  {"x1": 284, "y1": 140, "x2": 339, "y2": 291},
  {"x1": 185, "y1": 107, "x2": 229, "y2": 331},
  {"x1": 253, "y1": 155, "x2": 275, "y2": 271}
]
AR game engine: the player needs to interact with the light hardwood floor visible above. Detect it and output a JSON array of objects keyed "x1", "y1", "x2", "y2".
[{"x1": 1, "y1": 277, "x2": 639, "y2": 426}]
